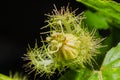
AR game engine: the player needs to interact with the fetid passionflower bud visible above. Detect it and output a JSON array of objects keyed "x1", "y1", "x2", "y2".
[
  {"x1": 23, "y1": 5, "x2": 103, "y2": 77},
  {"x1": 46, "y1": 31, "x2": 81, "y2": 60}
]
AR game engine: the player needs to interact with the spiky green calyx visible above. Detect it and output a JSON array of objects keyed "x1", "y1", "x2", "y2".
[{"x1": 23, "y1": 5, "x2": 102, "y2": 77}]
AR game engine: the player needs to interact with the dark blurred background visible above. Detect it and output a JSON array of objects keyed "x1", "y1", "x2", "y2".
[{"x1": 0, "y1": 0, "x2": 120, "y2": 80}]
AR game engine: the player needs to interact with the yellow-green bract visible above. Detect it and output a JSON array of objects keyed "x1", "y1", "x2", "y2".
[{"x1": 23, "y1": 5, "x2": 102, "y2": 77}]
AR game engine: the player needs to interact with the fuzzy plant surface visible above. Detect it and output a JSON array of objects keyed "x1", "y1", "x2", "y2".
[{"x1": 23, "y1": 5, "x2": 103, "y2": 79}]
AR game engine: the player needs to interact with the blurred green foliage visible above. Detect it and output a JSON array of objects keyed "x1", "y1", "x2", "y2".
[
  {"x1": 0, "y1": 72, "x2": 28, "y2": 80},
  {"x1": 77, "y1": 0, "x2": 120, "y2": 29}
]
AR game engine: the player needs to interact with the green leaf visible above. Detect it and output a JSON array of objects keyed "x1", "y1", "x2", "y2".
[
  {"x1": 84, "y1": 10, "x2": 109, "y2": 29},
  {"x1": 76, "y1": 0, "x2": 120, "y2": 29},
  {"x1": 102, "y1": 42, "x2": 120, "y2": 67},
  {"x1": 100, "y1": 42, "x2": 120, "y2": 80},
  {"x1": 102, "y1": 68, "x2": 120, "y2": 80}
]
